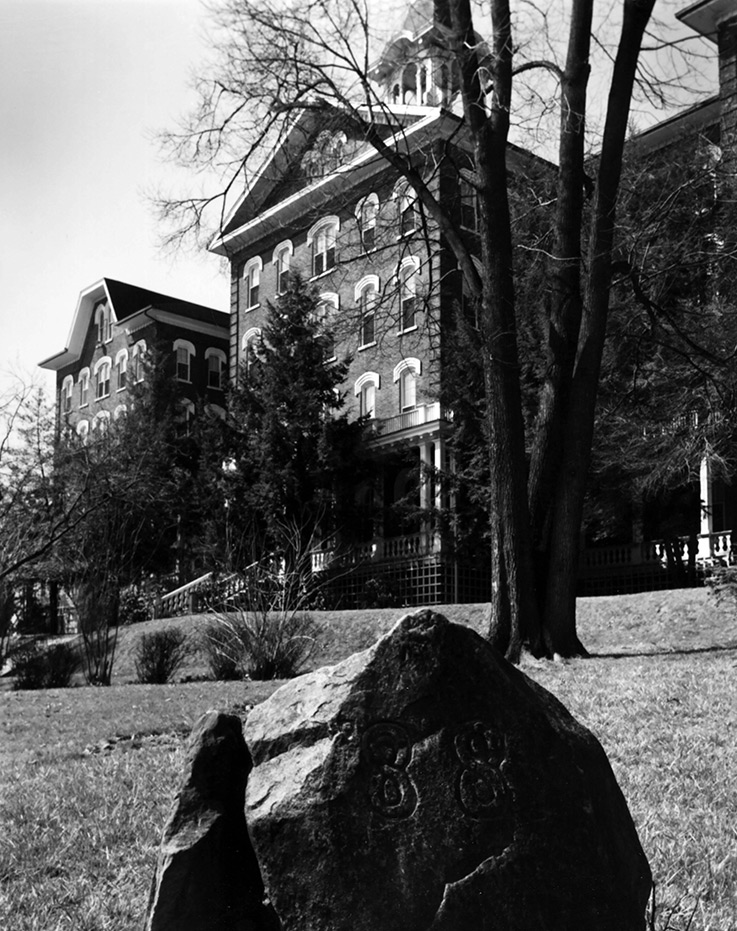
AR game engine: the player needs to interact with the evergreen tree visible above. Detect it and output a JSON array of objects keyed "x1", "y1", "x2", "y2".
[{"x1": 216, "y1": 274, "x2": 367, "y2": 570}]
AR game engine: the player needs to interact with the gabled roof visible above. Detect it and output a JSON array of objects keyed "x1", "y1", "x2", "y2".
[
  {"x1": 677, "y1": 0, "x2": 736, "y2": 42},
  {"x1": 39, "y1": 278, "x2": 228, "y2": 372}
]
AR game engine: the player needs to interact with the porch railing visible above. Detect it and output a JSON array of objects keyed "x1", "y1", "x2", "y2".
[
  {"x1": 311, "y1": 531, "x2": 438, "y2": 572},
  {"x1": 580, "y1": 531, "x2": 734, "y2": 575},
  {"x1": 372, "y1": 402, "x2": 443, "y2": 437}
]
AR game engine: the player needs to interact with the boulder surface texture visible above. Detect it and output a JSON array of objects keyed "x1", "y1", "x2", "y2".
[
  {"x1": 145, "y1": 710, "x2": 277, "y2": 931},
  {"x1": 245, "y1": 610, "x2": 652, "y2": 931}
]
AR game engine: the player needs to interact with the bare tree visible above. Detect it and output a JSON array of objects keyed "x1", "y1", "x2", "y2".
[{"x1": 155, "y1": 0, "x2": 711, "y2": 659}]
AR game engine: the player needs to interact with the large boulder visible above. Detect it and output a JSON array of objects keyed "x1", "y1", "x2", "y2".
[
  {"x1": 145, "y1": 710, "x2": 277, "y2": 931},
  {"x1": 245, "y1": 610, "x2": 652, "y2": 931}
]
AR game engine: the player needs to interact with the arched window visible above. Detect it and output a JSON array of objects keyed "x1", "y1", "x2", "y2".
[
  {"x1": 115, "y1": 349, "x2": 128, "y2": 391},
  {"x1": 174, "y1": 339, "x2": 195, "y2": 383},
  {"x1": 308, "y1": 217, "x2": 339, "y2": 277},
  {"x1": 460, "y1": 176, "x2": 479, "y2": 231},
  {"x1": 354, "y1": 372, "x2": 380, "y2": 420},
  {"x1": 94, "y1": 357, "x2": 111, "y2": 400},
  {"x1": 393, "y1": 358, "x2": 421, "y2": 412},
  {"x1": 273, "y1": 240, "x2": 293, "y2": 294},
  {"x1": 76, "y1": 420, "x2": 89, "y2": 440},
  {"x1": 206, "y1": 347, "x2": 227, "y2": 390},
  {"x1": 356, "y1": 275, "x2": 379, "y2": 349},
  {"x1": 317, "y1": 293, "x2": 339, "y2": 361},
  {"x1": 131, "y1": 340, "x2": 146, "y2": 383},
  {"x1": 243, "y1": 257, "x2": 262, "y2": 310},
  {"x1": 394, "y1": 183, "x2": 417, "y2": 236},
  {"x1": 356, "y1": 193, "x2": 379, "y2": 252},
  {"x1": 242, "y1": 327, "x2": 262, "y2": 377},
  {"x1": 113, "y1": 405, "x2": 127, "y2": 421},
  {"x1": 92, "y1": 410, "x2": 111, "y2": 433},
  {"x1": 94, "y1": 302, "x2": 112, "y2": 343},
  {"x1": 398, "y1": 257, "x2": 420, "y2": 332},
  {"x1": 178, "y1": 400, "x2": 195, "y2": 437},
  {"x1": 61, "y1": 376, "x2": 74, "y2": 414},
  {"x1": 78, "y1": 368, "x2": 90, "y2": 407}
]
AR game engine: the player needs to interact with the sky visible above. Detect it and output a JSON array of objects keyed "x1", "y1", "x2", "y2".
[
  {"x1": 0, "y1": 0, "x2": 227, "y2": 395},
  {"x1": 0, "y1": 0, "x2": 720, "y2": 398}
]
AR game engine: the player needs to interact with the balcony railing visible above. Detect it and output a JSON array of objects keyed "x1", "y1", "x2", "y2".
[
  {"x1": 580, "y1": 531, "x2": 734, "y2": 574},
  {"x1": 372, "y1": 402, "x2": 443, "y2": 438}
]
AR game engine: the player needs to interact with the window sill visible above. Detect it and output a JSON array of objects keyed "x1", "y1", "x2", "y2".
[
  {"x1": 177, "y1": 378, "x2": 192, "y2": 384},
  {"x1": 116, "y1": 386, "x2": 126, "y2": 393},
  {"x1": 309, "y1": 267, "x2": 336, "y2": 282},
  {"x1": 79, "y1": 403, "x2": 89, "y2": 410},
  {"x1": 96, "y1": 394, "x2": 110, "y2": 402},
  {"x1": 397, "y1": 325, "x2": 418, "y2": 336},
  {"x1": 358, "y1": 341, "x2": 376, "y2": 352},
  {"x1": 244, "y1": 304, "x2": 261, "y2": 313}
]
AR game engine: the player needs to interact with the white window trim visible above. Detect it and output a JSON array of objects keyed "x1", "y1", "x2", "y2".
[
  {"x1": 61, "y1": 375, "x2": 74, "y2": 411},
  {"x1": 131, "y1": 340, "x2": 147, "y2": 383},
  {"x1": 78, "y1": 367, "x2": 90, "y2": 408},
  {"x1": 94, "y1": 357, "x2": 112, "y2": 400},
  {"x1": 92, "y1": 410, "x2": 111, "y2": 432},
  {"x1": 397, "y1": 256, "x2": 421, "y2": 334},
  {"x1": 205, "y1": 347, "x2": 227, "y2": 390},
  {"x1": 242, "y1": 327, "x2": 262, "y2": 352},
  {"x1": 393, "y1": 357, "x2": 421, "y2": 382},
  {"x1": 317, "y1": 293, "x2": 339, "y2": 361},
  {"x1": 174, "y1": 339, "x2": 196, "y2": 383},
  {"x1": 76, "y1": 420, "x2": 89, "y2": 438},
  {"x1": 393, "y1": 181, "x2": 417, "y2": 237},
  {"x1": 242, "y1": 256, "x2": 263, "y2": 310},
  {"x1": 114, "y1": 405, "x2": 127, "y2": 420},
  {"x1": 356, "y1": 193, "x2": 379, "y2": 251},
  {"x1": 354, "y1": 371, "x2": 381, "y2": 394},
  {"x1": 115, "y1": 349, "x2": 129, "y2": 392},
  {"x1": 272, "y1": 240, "x2": 294, "y2": 293},
  {"x1": 356, "y1": 275, "x2": 379, "y2": 350},
  {"x1": 307, "y1": 217, "x2": 340, "y2": 279}
]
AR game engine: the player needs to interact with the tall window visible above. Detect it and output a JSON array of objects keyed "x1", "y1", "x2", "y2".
[
  {"x1": 243, "y1": 257, "x2": 262, "y2": 309},
  {"x1": 399, "y1": 259, "x2": 419, "y2": 331},
  {"x1": 355, "y1": 372, "x2": 379, "y2": 420},
  {"x1": 396, "y1": 186, "x2": 416, "y2": 236},
  {"x1": 95, "y1": 359, "x2": 111, "y2": 400},
  {"x1": 357, "y1": 194, "x2": 378, "y2": 252},
  {"x1": 242, "y1": 328, "x2": 262, "y2": 378},
  {"x1": 460, "y1": 177, "x2": 479, "y2": 231},
  {"x1": 273, "y1": 241, "x2": 293, "y2": 294},
  {"x1": 356, "y1": 277, "x2": 378, "y2": 348},
  {"x1": 394, "y1": 358, "x2": 421, "y2": 412},
  {"x1": 61, "y1": 376, "x2": 73, "y2": 414},
  {"x1": 131, "y1": 341, "x2": 146, "y2": 383},
  {"x1": 206, "y1": 348, "x2": 226, "y2": 389},
  {"x1": 79, "y1": 369, "x2": 90, "y2": 407},
  {"x1": 174, "y1": 340, "x2": 195, "y2": 383},
  {"x1": 317, "y1": 293, "x2": 338, "y2": 362},
  {"x1": 400, "y1": 368, "x2": 416, "y2": 411},
  {"x1": 308, "y1": 218, "x2": 339, "y2": 277},
  {"x1": 95, "y1": 302, "x2": 112, "y2": 343},
  {"x1": 115, "y1": 351, "x2": 128, "y2": 391}
]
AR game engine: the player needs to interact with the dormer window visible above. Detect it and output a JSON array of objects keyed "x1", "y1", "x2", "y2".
[
  {"x1": 95, "y1": 302, "x2": 112, "y2": 344},
  {"x1": 131, "y1": 340, "x2": 146, "y2": 383}
]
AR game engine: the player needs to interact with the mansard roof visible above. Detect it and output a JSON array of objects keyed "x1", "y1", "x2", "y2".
[{"x1": 39, "y1": 278, "x2": 228, "y2": 372}]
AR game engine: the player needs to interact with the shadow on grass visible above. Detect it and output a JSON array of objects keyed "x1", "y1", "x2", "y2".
[{"x1": 590, "y1": 642, "x2": 737, "y2": 659}]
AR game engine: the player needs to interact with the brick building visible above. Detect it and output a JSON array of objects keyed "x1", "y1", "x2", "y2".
[{"x1": 40, "y1": 278, "x2": 229, "y2": 437}]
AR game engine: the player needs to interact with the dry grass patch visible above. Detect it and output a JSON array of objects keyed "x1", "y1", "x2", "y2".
[{"x1": 1, "y1": 589, "x2": 736, "y2": 930}]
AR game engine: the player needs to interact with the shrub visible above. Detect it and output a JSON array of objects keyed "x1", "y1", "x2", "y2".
[
  {"x1": 201, "y1": 611, "x2": 318, "y2": 680},
  {"x1": 12, "y1": 640, "x2": 81, "y2": 690},
  {"x1": 133, "y1": 628, "x2": 191, "y2": 684},
  {"x1": 200, "y1": 622, "x2": 242, "y2": 680},
  {"x1": 119, "y1": 586, "x2": 151, "y2": 625}
]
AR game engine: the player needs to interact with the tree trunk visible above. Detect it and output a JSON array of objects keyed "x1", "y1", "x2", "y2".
[{"x1": 543, "y1": 0, "x2": 657, "y2": 655}]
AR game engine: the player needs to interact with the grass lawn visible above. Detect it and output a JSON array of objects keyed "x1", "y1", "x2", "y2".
[{"x1": 1, "y1": 589, "x2": 736, "y2": 930}]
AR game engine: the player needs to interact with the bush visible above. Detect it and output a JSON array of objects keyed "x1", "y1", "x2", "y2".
[
  {"x1": 200, "y1": 622, "x2": 243, "y2": 680},
  {"x1": 12, "y1": 640, "x2": 81, "y2": 690},
  {"x1": 119, "y1": 586, "x2": 151, "y2": 626},
  {"x1": 201, "y1": 611, "x2": 318, "y2": 680},
  {"x1": 133, "y1": 628, "x2": 191, "y2": 684}
]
